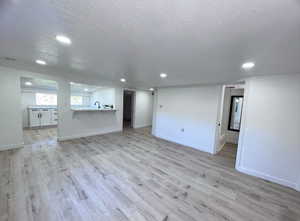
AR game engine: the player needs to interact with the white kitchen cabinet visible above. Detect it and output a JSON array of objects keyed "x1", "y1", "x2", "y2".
[
  {"x1": 29, "y1": 109, "x2": 41, "y2": 127},
  {"x1": 49, "y1": 109, "x2": 58, "y2": 125},
  {"x1": 40, "y1": 109, "x2": 52, "y2": 126},
  {"x1": 28, "y1": 107, "x2": 58, "y2": 128}
]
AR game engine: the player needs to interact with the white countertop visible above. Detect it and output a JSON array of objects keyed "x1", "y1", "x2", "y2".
[
  {"x1": 71, "y1": 108, "x2": 117, "y2": 112},
  {"x1": 28, "y1": 106, "x2": 57, "y2": 109}
]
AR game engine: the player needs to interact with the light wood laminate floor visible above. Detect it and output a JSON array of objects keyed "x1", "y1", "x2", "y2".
[{"x1": 1, "y1": 127, "x2": 299, "y2": 221}]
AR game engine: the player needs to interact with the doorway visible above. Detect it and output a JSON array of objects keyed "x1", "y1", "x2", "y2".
[
  {"x1": 123, "y1": 90, "x2": 135, "y2": 128},
  {"x1": 20, "y1": 77, "x2": 58, "y2": 144},
  {"x1": 216, "y1": 85, "x2": 245, "y2": 167}
]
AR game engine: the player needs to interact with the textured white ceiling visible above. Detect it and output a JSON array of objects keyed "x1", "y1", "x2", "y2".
[{"x1": 1, "y1": 0, "x2": 300, "y2": 88}]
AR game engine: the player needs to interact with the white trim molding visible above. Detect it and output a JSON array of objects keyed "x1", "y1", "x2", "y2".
[
  {"x1": 235, "y1": 80, "x2": 250, "y2": 169},
  {"x1": 58, "y1": 129, "x2": 122, "y2": 141},
  {"x1": 155, "y1": 133, "x2": 214, "y2": 154},
  {"x1": 0, "y1": 143, "x2": 24, "y2": 152},
  {"x1": 133, "y1": 124, "x2": 152, "y2": 129},
  {"x1": 237, "y1": 166, "x2": 298, "y2": 191}
]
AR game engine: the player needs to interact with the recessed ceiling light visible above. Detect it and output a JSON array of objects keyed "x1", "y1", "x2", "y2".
[
  {"x1": 25, "y1": 81, "x2": 32, "y2": 86},
  {"x1": 35, "y1": 59, "x2": 47, "y2": 65},
  {"x1": 149, "y1": 88, "x2": 154, "y2": 91},
  {"x1": 160, "y1": 73, "x2": 168, "y2": 78},
  {"x1": 84, "y1": 88, "x2": 89, "y2": 92},
  {"x1": 242, "y1": 62, "x2": 255, "y2": 70},
  {"x1": 120, "y1": 78, "x2": 126, "y2": 82},
  {"x1": 56, "y1": 35, "x2": 72, "y2": 45}
]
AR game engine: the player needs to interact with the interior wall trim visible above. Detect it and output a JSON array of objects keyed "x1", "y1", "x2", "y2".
[
  {"x1": 133, "y1": 124, "x2": 152, "y2": 129},
  {"x1": 236, "y1": 165, "x2": 298, "y2": 191},
  {"x1": 58, "y1": 128, "x2": 122, "y2": 141},
  {"x1": 0, "y1": 143, "x2": 24, "y2": 152}
]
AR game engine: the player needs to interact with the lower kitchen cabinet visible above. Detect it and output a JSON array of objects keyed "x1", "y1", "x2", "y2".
[{"x1": 28, "y1": 107, "x2": 57, "y2": 128}]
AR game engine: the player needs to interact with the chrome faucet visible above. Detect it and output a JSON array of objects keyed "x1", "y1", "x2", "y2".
[{"x1": 94, "y1": 101, "x2": 101, "y2": 109}]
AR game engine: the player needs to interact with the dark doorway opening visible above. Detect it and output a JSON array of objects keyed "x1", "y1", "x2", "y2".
[{"x1": 123, "y1": 90, "x2": 134, "y2": 128}]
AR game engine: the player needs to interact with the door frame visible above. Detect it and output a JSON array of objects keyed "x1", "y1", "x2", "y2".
[
  {"x1": 213, "y1": 84, "x2": 246, "y2": 158},
  {"x1": 20, "y1": 75, "x2": 59, "y2": 132}
]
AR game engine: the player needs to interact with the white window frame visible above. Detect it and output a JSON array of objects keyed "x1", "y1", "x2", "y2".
[
  {"x1": 71, "y1": 95, "x2": 84, "y2": 106},
  {"x1": 35, "y1": 93, "x2": 57, "y2": 106}
]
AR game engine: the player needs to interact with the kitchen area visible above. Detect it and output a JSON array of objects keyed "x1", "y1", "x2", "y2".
[
  {"x1": 21, "y1": 76, "x2": 118, "y2": 142},
  {"x1": 21, "y1": 77, "x2": 58, "y2": 129},
  {"x1": 70, "y1": 82, "x2": 116, "y2": 112},
  {"x1": 20, "y1": 77, "x2": 58, "y2": 143}
]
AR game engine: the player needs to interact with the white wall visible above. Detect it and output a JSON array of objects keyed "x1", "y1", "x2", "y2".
[
  {"x1": 133, "y1": 91, "x2": 153, "y2": 128},
  {"x1": 21, "y1": 91, "x2": 36, "y2": 128},
  {"x1": 0, "y1": 70, "x2": 23, "y2": 151},
  {"x1": 91, "y1": 88, "x2": 116, "y2": 108},
  {"x1": 58, "y1": 81, "x2": 123, "y2": 140},
  {"x1": 236, "y1": 74, "x2": 300, "y2": 191},
  {"x1": 152, "y1": 86, "x2": 221, "y2": 153},
  {"x1": 152, "y1": 77, "x2": 300, "y2": 191},
  {"x1": 71, "y1": 92, "x2": 91, "y2": 107}
]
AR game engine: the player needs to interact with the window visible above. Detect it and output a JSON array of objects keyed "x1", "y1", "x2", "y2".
[
  {"x1": 71, "y1": 96, "x2": 83, "y2": 105},
  {"x1": 36, "y1": 93, "x2": 57, "y2": 105}
]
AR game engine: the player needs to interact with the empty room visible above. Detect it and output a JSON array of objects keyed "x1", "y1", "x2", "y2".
[{"x1": 0, "y1": 1, "x2": 299, "y2": 221}]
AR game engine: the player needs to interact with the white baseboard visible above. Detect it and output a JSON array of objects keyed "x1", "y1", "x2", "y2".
[
  {"x1": 58, "y1": 129, "x2": 122, "y2": 141},
  {"x1": 236, "y1": 165, "x2": 298, "y2": 191},
  {"x1": 133, "y1": 124, "x2": 152, "y2": 129},
  {"x1": 154, "y1": 133, "x2": 213, "y2": 154},
  {"x1": 0, "y1": 143, "x2": 24, "y2": 152}
]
